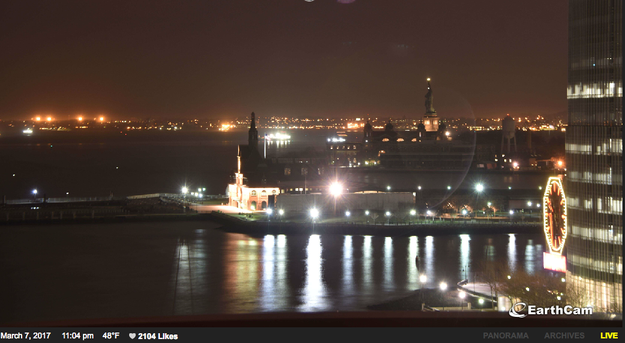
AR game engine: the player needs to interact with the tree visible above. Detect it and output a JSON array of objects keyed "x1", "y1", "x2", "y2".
[
  {"x1": 475, "y1": 260, "x2": 510, "y2": 309},
  {"x1": 370, "y1": 212, "x2": 379, "y2": 225}
]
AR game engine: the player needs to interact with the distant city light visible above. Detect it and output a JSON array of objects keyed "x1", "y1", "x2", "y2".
[
  {"x1": 439, "y1": 282, "x2": 447, "y2": 291},
  {"x1": 345, "y1": 211, "x2": 350, "y2": 217},
  {"x1": 475, "y1": 184, "x2": 484, "y2": 192},
  {"x1": 278, "y1": 209, "x2": 284, "y2": 215},
  {"x1": 420, "y1": 274, "x2": 427, "y2": 283},
  {"x1": 479, "y1": 298, "x2": 484, "y2": 305},
  {"x1": 386, "y1": 185, "x2": 391, "y2": 191},
  {"x1": 46, "y1": 116, "x2": 52, "y2": 121},
  {"x1": 267, "y1": 208, "x2": 273, "y2": 215},
  {"x1": 99, "y1": 116, "x2": 104, "y2": 122},
  {"x1": 78, "y1": 116, "x2": 83, "y2": 121},
  {"x1": 32, "y1": 189, "x2": 37, "y2": 195},
  {"x1": 447, "y1": 185, "x2": 451, "y2": 190},
  {"x1": 426, "y1": 210, "x2": 432, "y2": 216},
  {"x1": 181, "y1": 187, "x2": 188, "y2": 194},
  {"x1": 509, "y1": 210, "x2": 514, "y2": 215},
  {"x1": 410, "y1": 209, "x2": 416, "y2": 216},
  {"x1": 462, "y1": 209, "x2": 468, "y2": 215},
  {"x1": 35, "y1": 116, "x2": 41, "y2": 121},
  {"x1": 459, "y1": 291, "x2": 466, "y2": 299},
  {"x1": 365, "y1": 210, "x2": 370, "y2": 216},
  {"x1": 527, "y1": 201, "x2": 532, "y2": 206},
  {"x1": 417, "y1": 186, "x2": 422, "y2": 190},
  {"x1": 385, "y1": 211, "x2": 391, "y2": 217}
]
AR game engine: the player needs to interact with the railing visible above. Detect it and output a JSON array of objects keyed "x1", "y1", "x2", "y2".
[{"x1": 3, "y1": 194, "x2": 227, "y2": 204}]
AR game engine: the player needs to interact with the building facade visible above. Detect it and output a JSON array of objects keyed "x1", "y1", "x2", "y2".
[{"x1": 565, "y1": 0, "x2": 622, "y2": 312}]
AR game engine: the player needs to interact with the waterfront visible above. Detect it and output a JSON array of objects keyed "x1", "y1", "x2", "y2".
[
  {"x1": 1, "y1": 129, "x2": 555, "y2": 200},
  {"x1": 0, "y1": 220, "x2": 545, "y2": 325}
]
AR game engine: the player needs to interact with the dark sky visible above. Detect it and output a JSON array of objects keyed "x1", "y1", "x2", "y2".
[{"x1": 0, "y1": 0, "x2": 568, "y2": 121}]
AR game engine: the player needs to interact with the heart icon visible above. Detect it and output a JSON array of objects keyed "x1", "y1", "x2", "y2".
[{"x1": 129, "y1": 333, "x2": 136, "y2": 339}]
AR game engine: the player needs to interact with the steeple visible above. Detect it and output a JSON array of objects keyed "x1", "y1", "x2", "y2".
[{"x1": 248, "y1": 112, "x2": 258, "y2": 149}]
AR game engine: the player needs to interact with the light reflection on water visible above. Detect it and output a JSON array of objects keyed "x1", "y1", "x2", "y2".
[{"x1": 171, "y1": 231, "x2": 546, "y2": 315}]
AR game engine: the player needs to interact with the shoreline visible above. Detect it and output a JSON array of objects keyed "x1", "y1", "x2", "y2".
[{"x1": 207, "y1": 212, "x2": 541, "y2": 236}]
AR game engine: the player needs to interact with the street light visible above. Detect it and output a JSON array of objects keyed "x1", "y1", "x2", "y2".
[
  {"x1": 267, "y1": 208, "x2": 273, "y2": 216},
  {"x1": 279, "y1": 209, "x2": 284, "y2": 216},
  {"x1": 420, "y1": 274, "x2": 427, "y2": 283},
  {"x1": 459, "y1": 291, "x2": 466, "y2": 299},
  {"x1": 310, "y1": 208, "x2": 319, "y2": 220},
  {"x1": 385, "y1": 211, "x2": 391, "y2": 224},
  {"x1": 181, "y1": 187, "x2": 188, "y2": 194},
  {"x1": 439, "y1": 282, "x2": 448, "y2": 291},
  {"x1": 330, "y1": 182, "x2": 342, "y2": 216},
  {"x1": 365, "y1": 210, "x2": 370, "y2": 216},
  {"x1": 386, "y1": 185, "x2": 391, "y2": 191},
  {"x1": 417, "y1": 186, "x2": 422, "y2": 190},
  {"x1": 345, "y1": 210, "x2": 351, "y2": 217},
  {"x1": 447, "y1": 185, "x2": 451, "y2": 190},
  {"x1": 475, "y1": 183, "x2": 484, "y2": 193}
]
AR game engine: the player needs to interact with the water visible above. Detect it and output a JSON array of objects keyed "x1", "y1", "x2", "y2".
[
  {"x1": 0, "y1": 220, "x2": 545, "y2": 324},
  {"x1": 1, "y1": 129, "x2": 551, "y2": 200}
]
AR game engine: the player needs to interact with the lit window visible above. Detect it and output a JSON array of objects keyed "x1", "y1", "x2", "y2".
[
  {"x1": 382, "y1": 138, "x2": 389, "y2": 142},
  {"x1": 412, "y1": 138, "x2": 417, "y2": 142},
  {"x1": 284, "y1": 168, "x2": 291, "y2": 176},
  {"x1": 261, "y1": 190, "x2": 267, "y2": 196},
  {"x1": 397, "y1": 138, "x2": 404, "y2": 142},
  {"x1": 251, "y1": 190, "x2": 257, "y2": 196}
]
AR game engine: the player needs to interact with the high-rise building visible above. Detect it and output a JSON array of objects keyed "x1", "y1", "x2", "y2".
[{"x1": 566, "y1": 0, "x2": 622, "y2": 312}]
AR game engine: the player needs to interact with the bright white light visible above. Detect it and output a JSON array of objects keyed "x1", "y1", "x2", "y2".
[
  {"x1": 420, "y1": 274, "x2": 427, "y2": 283},
  {"x1": 487, "y1": 202, "x2": 492, "y2": 207},
  {"x1": 202, "y1": 188, "x2": 206, "y2": 191},
  {"x1": 479, "y1": 298, "x2": 484, "y2": 305},
  {"x1": 561, "y1": 278, "x2": 566, "y2": 283},
  {"x1": 527, "y1": 201, "x2": 532, "y2": 206},
  {"x1": 22, "y1": 128, "x2": 33, "y2": 134},
  {"x1": 475, "y1": 184, "x2": 484, "y2": 192},
  {"x1": 426, "y1": 210, "x2": 432, "y2": 216},
  {"x1": 279, "y1": 209, "x2": 284, "y2": 215},
  {"x1": 330, "y1": 182, "x2": 343, "y2": 196},
  {"x1": 459, "y1": 291, "x2": 466, "y2": 299},
  {"x1": 386, "y1": 185, "x2": 391, "y2": 191},
  {"x1": 267, "y1": 208, "x2": 273, "y2": 215},
  {"x1": 537, "y1": 204, "x2": 540, "y2": 208},
  {"x1": 385, "y1": 211, "x2": 391, "y2": 217},
  {"x1": 507, "y1": 275, "x2": 511, "y2": 279},
  {"x1": 440, "y1": 282, "x2": 448, "y2": 291},
  {"x1": 198, "y1": 188, "x2": 202, "y2": 192},
  {"x1": 417, "y1": 186, "x2": 422, "y2": 190},
  {"x1": 365, "y1": 210, "x2": 370, "y2": 216},
  {"x1": 345, "y1": 211, "x2": 351, "y2": 217},
  {"x1": 310, "y1": 208, "x2": 319, "y2": 219},
  {"x1": 526, "y1": 287, "x2": 530, "y2": 291},
  {"x1": 199, "y1": 194, "x2": 203, "y2": 198},
  {"x1": 462, "y1": 209, "x2": 468, "y2": 215},
  {"x1": 557, "y1": 296, "x2": 562, "y2": 301},
  {"x1": 32, "y1": 189, "x2": 38, "y2": 195},
  {"x1": 509, "y1": 210, "x2": 514, "y2": 215},
  {"x1": 410, "y1": 209, "x2": 416, "y2": 216},
  {"x1": 182, "y1": 187, "x2": 188, "y2": 194},
  {"x1": 447, "y1": 185, "x2": 451, "y2": 190},
  {"x1": 445, "y1": 131, "x2": 450, "y2": 136}
]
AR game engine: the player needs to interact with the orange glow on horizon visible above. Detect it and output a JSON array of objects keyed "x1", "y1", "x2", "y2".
[
  {"x1": 99, "y1": 116, "x2": 104, "y2": 122},
  {"x1": 46, "y1": 116, "x2": 52, "y2": 121},
  {"x1": 78, "y1": 116, "x2": 83, "y2": 121},
  {"x1": 35, "y1": 116, "x2": 41, "y2": 121}
]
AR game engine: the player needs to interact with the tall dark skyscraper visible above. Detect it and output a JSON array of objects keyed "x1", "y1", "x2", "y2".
[{"x1": 566, "y1": 0, "x2": 622, "y2": 312}]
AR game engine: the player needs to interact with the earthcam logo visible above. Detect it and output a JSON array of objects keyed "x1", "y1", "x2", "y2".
[{"x1": 509, "y1": 302, "x2": 593, "y2": 318}]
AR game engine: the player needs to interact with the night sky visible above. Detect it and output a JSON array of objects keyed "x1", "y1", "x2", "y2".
[{"x1": 0, "y1": 0, "x2": 568, "y2": 120}]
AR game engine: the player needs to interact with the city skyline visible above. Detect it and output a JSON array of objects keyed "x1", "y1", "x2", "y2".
[{"x1": 0, "y1": 1, "x2": 567, "y2": 120}]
